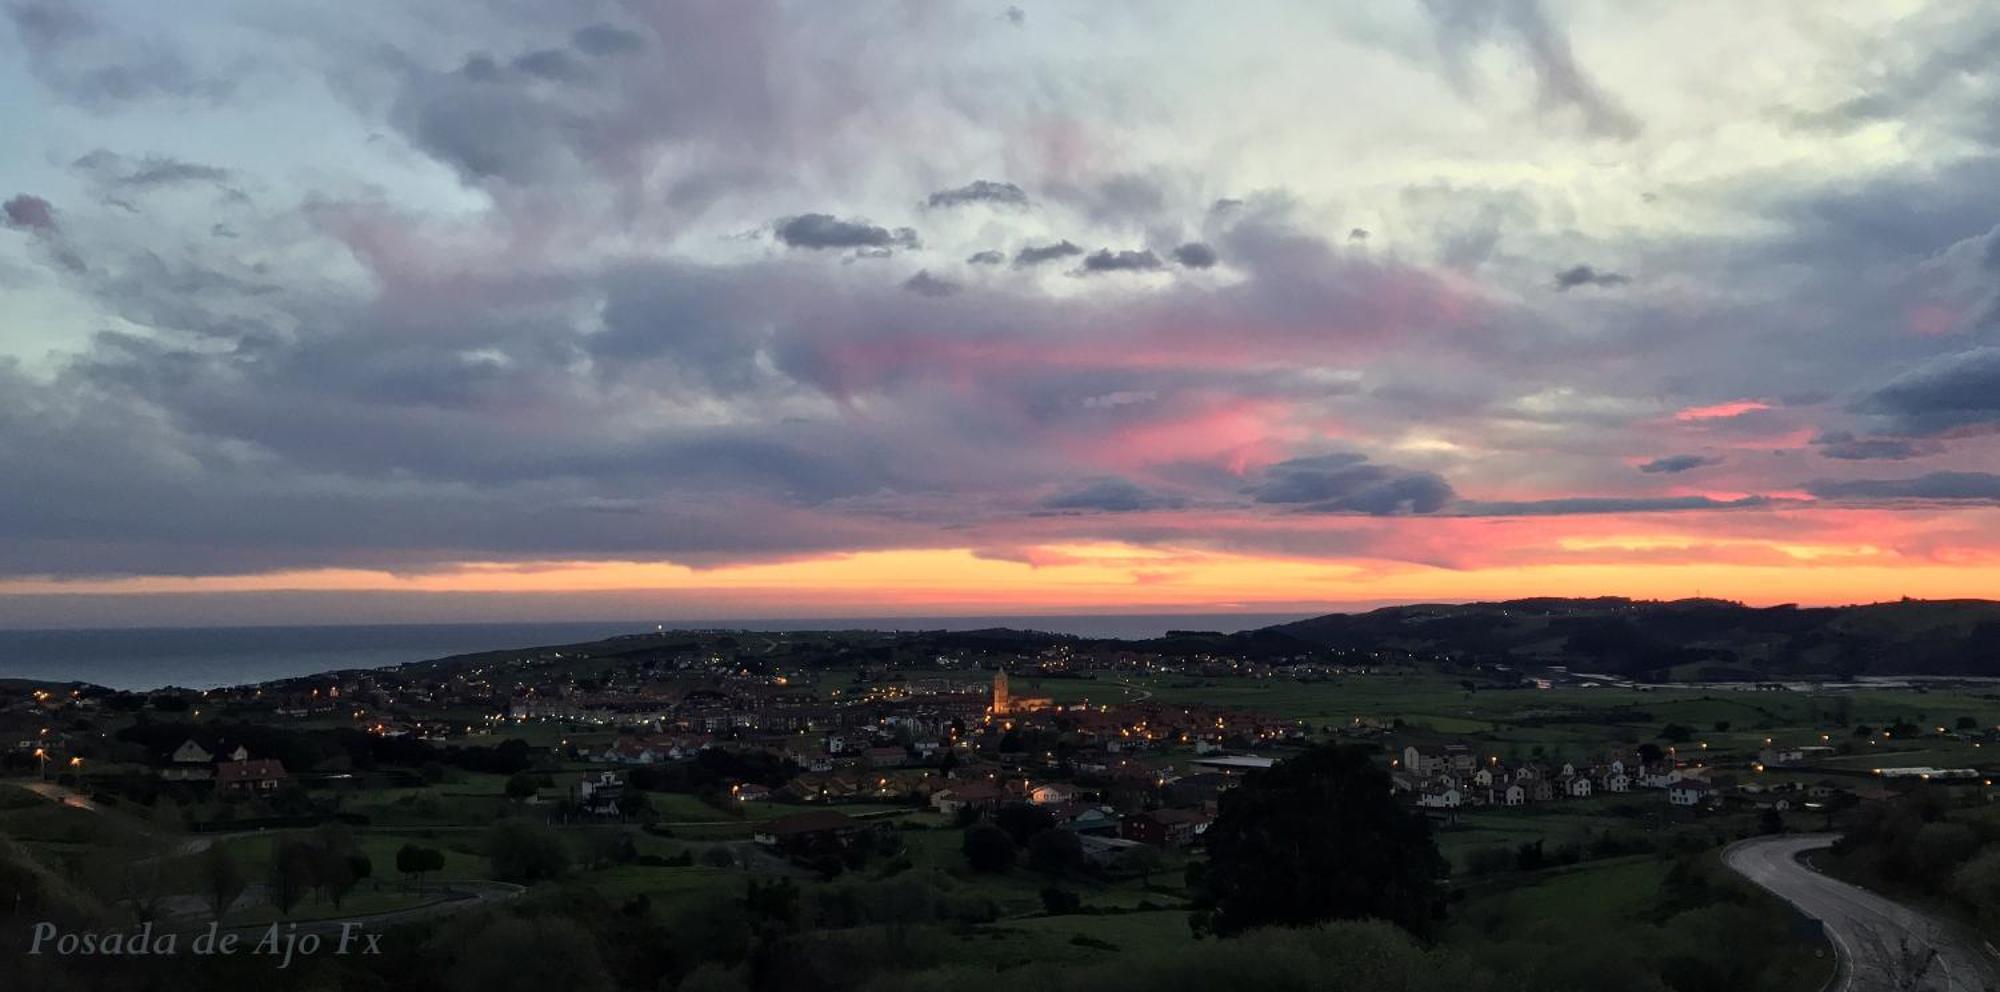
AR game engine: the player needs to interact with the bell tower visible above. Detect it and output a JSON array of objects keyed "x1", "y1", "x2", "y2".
[{"x1": 992, "y1": 669, "x2": 1010, "y2": 715}]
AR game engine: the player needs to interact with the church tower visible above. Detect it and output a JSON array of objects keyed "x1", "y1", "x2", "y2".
[{"x1": 992, "y1": 669, "x2": 1010, "y2": 715}]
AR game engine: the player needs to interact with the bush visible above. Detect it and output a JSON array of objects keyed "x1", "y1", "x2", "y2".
[
  {"x1": 484, "y1": 818, "x2": 570, "y2": 882},
  {"x1": 962, "y1": 824, "x2": 1016, "y2": 873}
]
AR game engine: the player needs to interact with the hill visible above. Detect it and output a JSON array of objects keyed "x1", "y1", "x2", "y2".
[{"x1": 1262, "y1": 597, "x2": 2000, "y2": 680}]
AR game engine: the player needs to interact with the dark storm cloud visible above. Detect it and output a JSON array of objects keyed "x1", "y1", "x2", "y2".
[
  {"x1": 1039, "y1": 478, "x2": 1184, "y2": 513},
  {"x1": 1811, "y1": 431, "x2": 1942, "y2": 461},
  {"x1": 926, "y1": 180, "x2": 1028, "y2": 209},
  {"x1": 1013, "y1": 240, "x2": 1083, "y2": 266},
  {"x1": 1245, "y1": 454, "x2": 1456, "y2": 515},
  {"x1": 1423, "y1": 0, "x2": 1640, "y2": 140},
  {"x1": 1808, "y1": 472, "x2": 2000, "y2": 502},
  {"x1": 1637, "y1": 454, "x2": 1721, "y2": 474},
  {"x1": 966, "y1": 249, "x2": 1005, "y2": 265},
  {"x1": 1552, "y1": 264, "x2": 1629, "y2": 290},
  {"x1": 1858, "y1": 348, "x2": 2000, "y2": 435},
  {"x1": 2, "y1": 194, "x2": 57, "y2": 232},
  {"x1": 1172, "y1": 242, "x2": 1218, "y2": 269},
  {"x1": 902, "y1": 270, "x2": 960, "y2": 297},
  {"x1": 774, "y1": 214, "x2": 920, "y2": 250},
  {"x1": 1081, "y1": 248, "x2": 1163, "y2": 274},
  {"x1": 572, "y1": 23, "x2": 646, "y2": 57}
]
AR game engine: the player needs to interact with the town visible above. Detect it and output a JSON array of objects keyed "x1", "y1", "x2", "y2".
[{"x1": 6, "y1": 619, "x2": 2000, "y2": 991}]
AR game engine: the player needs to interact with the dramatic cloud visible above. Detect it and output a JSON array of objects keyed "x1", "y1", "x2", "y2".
[
  {"x1": 1081, "y1": 248, "x2": 1164, "y2": 274},
  {"x1": 1424, "y1": 0, "x2": 1641, "y2": 139},
  {"x1": 71, "y1": 150, "x2": 231, "y2": 190},
  {"x1": 1637, "y1": 454, "x2": 1722, "y2": 474},
  {"x1": 1172, "y1": 242, "x2": 1218, "y2": 269},
  {"x1": 571, "y1": 23, "x2": 646, "y2": 57},
  {"x1": 1859, "y1": 347, "x2": 2000, "y2": 435},
  {"x1": 1457, "y1": 495, "x2": 1771, "y2": 516},
  {"x1": 1809, "y1": 473, "x2": 2000, "y2": 502},
  {"x1": 1245, "y1": 455, "x2": 1456, "y2": 515},
  {"x1": 1552, "y1": 264, "x2": 1629, "y2": 290},
  {"x1": 1812, "y1": 432, "x2": 1943, "y2": 461},
  {"x1": 1040, "y1": 478, "x2": 1185, "y2": 513},
  {"x1": 1013, "y1": 240, "x2": 1083, "y2": 267},
  {"x1": 926, "y1": 180, "x2": 1028, "y2": 209},
  {"x1": 774, "y1": 214, "x2": 920, "y2": 251},
  {"x1": 902, "y1": 270, "x2": 960, "y2": 297},
  {"x1": 7, "y1": 2, "x2": 2000, "y2": 616}
]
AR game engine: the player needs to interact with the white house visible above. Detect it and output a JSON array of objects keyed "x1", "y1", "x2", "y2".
[
  {"x1": 1417, "y1": 786, "x2": 1463, "y2": 809},
  {"x1": 1601, "y1": 772, "x2": 1631, "y2": 793},
  {"x1": 1563, "y1": 775, "x2": 1592, "y2": 798},
  {"x1": 1502, "y1": 783, "x2": 1526, "y2": 807},
  {"x1": 1668, "y1": 781, "x2": 1712, "y2": 806}
]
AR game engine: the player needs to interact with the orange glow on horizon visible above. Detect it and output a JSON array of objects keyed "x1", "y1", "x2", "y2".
[{"x1": 6, "y1": 535, "x2": 1998, "y2": 615}]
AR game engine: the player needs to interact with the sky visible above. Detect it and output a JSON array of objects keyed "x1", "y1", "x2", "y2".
[{"x1": 3, "y1": 0, "x2": 2000, "y2": 627}]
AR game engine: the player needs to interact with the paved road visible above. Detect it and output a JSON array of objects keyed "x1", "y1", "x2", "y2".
[{"x1": 1725, "y1": 834, "x2": 2000, "y2": 992}]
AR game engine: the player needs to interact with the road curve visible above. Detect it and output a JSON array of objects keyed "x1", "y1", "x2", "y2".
[{"x1": 1724, "y1": 833, "x2": 2000, "y2": 992}]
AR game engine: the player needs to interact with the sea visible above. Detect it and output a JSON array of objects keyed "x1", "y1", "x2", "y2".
[{"x1": 0, "y1": 613, "x2": 1321, "y2": 691}]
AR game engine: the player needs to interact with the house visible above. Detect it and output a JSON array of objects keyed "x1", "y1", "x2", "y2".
[
  {"x1": 1418, "y1": 786, "x2": 1463, "y2": 809},
  {"x1": 863, "y1": 746, "x2": 908, "y2": 768},
  {"x1": 1758, "y1": 746, "x2": 1806, "y2": 767},
  {"x1": 1600, "y1": 772, "x2": 1631, "y2": 793},
  {"x1": 730, "y1": 782, "x2": 773, "y2": 802},
  {"x1": 1562, "y1": 775, "x2": 1592, "y2": 798},
  {"x1": 1028, "y1": 783, "x2": 1075, "y2": 805},
  {"x1": 161, "y1": 739, "x2": 215, "y2": 781},
  {"x1": 601, "y1": 740, "x2": 661, "y2": 765},
  {"x1": 753, "y1": 810, "x2": 862, "y2": 848},
  {"x1": 1528, "y1": 779, "x2": 1555, "y2": 802},
  {"x1": 1668, "y1": 781, "x2": 1713, "y2": 807},
  {"x1": 1077, "y1": 834, "x2": 1148, "y2": 869},
  {"x1": 1120, "y1": 808, "x2": 1212, "y2": 848},
  {"x1": 930, "y1": 781, "x2": 1007, "y2": 816},
  {"x1": 574, "y1": 771, "x2": 624, "y2": 815},
  {"x1": 1501, "y1": 783, "x2": 1527, "y2": 807},
  {"x1": 1402, "y1": 745, "x2": 1446, "y2": 777},
  {"x1": 1054, "y1": 805, "x2": 1121, "y2": 836},
  {"x1": 214, "y1": 758, "x2": 287, "y2": 793}
]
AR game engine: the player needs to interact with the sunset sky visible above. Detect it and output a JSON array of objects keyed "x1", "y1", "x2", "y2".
[{"x1": 4, "y1": 1, "x2": 2000, "y2": 627}]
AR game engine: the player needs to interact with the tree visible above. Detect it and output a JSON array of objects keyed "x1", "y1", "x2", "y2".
[
  {"x1": 993, "y1": 802, "x2": 1056, "y2": 845},
  {"x1": 1956, "y1": 716, "x2": 1978, "y2": 731},
  {"x1": 962, "y1": 824, "x2": 1016, "y2": 873},
  {"x1": 1636, "y1": 743, "x2": 1664, "y2": 766},
  {"x1": 485, "y1": 818, "x2": 571, "y2": 882},
  {"x1": 397, "y1": 843, "x2": 444, "y2": 887},
  {"x1": 1112, "y1": 843, "x2": 1166, "y2": 885},
  {"x1": 269, "y1": 839, "x2": 319, "y2": 916},
  {"x1": 1660, "y1": 724, "x2": 1694, "y2": 744},
  {"x1": 1026, "y1": 828, "x2": 1085, "y2": 876},
  {"x1": 1192, "y1": 744, "x2": 1447, "y2": 937},
  {"x1": 443, "y1": 915, "x2": 612, "y2": 992},
  {"x1": 199, "y1": 843, "x2": 246, "y2": 922},
  {"x1": 504, "y1": 771, "x2": 540, "y2": 801}
]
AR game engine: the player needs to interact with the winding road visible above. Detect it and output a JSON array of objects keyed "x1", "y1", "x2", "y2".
[{"x1": 1725, "y1": 834, "x2": 2000, "y2": 992}]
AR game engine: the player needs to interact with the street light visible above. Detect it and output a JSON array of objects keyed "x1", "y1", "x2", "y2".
[{"x1": 32, "y1": 747, "x2": 46, "y2": 780}]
